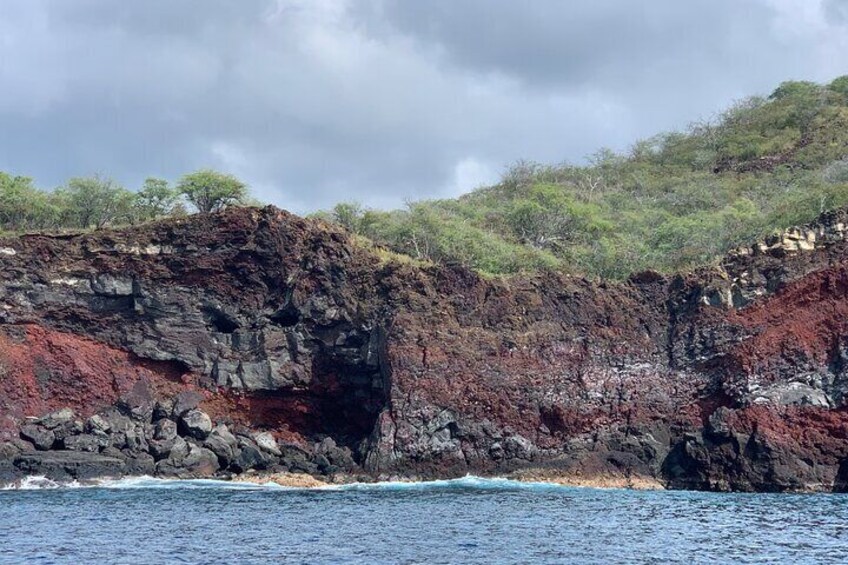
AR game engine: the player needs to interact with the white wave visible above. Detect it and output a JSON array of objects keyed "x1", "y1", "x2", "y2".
[
  {"x1": 2, "y1": 474, "x2": 576, "y2": 492},
  {"x1": 1, "y1": 475, "x2": 85, "y2": 490},
  {"x1": 321, "y1": 475, "x2": 571, "y2": 492},
  {"x1": 95, "y1": 476, "x2": 290, "y2": 490}
]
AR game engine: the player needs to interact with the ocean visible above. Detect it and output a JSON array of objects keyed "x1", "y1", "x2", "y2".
[{"x1": 1, "y1": 476, "x2": 846, "y2": 564}]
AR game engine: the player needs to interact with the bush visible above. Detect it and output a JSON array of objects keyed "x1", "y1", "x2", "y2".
[{"x1": 177, "y1": 170, "x2": 247, "y2": 213}]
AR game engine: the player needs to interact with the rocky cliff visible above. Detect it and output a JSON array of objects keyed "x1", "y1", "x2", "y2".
[{"x1": 3, "y1": 206, "x2": 848, "y2": 491}]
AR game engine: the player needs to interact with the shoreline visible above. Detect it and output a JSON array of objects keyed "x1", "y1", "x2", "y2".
[{"x1": 1, "y1": 470, "x2": 666, "y2": 491}]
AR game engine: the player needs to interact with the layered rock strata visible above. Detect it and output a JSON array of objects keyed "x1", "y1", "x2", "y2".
[{"x1": 2, "y1": 206, "x2": 848, "y2": 491}]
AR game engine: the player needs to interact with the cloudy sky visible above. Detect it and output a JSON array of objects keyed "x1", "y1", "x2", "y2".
[{"x1": 1, "y1": 0, "x2": 847, "y2": 213}]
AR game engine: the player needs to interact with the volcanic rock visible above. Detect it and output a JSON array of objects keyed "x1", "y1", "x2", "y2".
[
  {"x1": 179, "y1": 410, "x2": 212, "y2": 440},
  {"x1": 4, "y1": 206, "x2": 848, "y2": 491},
  {"x1": 20, "y1": 425, "x2": 55, "y2": 451}
]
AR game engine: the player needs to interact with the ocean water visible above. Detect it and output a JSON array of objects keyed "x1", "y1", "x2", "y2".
[{"x1": 1, "y1": 476, "x2": 847, "y2": 564}]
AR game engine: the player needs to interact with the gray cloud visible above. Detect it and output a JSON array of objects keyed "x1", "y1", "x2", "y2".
[
  {"x1": 825, "y1": 0, "x2": 848, "y2": 22},
  {"x1": 0, "y1": 0, "x2": 846, "y2": 213}
]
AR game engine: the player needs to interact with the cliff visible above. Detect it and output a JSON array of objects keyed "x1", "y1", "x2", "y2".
[{"x1": 3, "y1": 205, "x2": 848, "y2": 491}]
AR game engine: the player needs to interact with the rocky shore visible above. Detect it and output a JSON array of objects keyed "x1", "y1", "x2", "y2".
[
  {"x1": 0, "y1": 390, "x2": 358, "y2": 486},
  {"x1": 4, "y1": 205, "x2": 848, "y2": 491}
]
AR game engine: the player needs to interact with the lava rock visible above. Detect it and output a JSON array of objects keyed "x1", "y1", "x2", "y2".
[
  {"x1": 13, "y1": 452, "x2": 125, "y2": 481},
  {"x1": 20, "y1": 424, "x2": 55, "y2": 451},
  {"x1": 122, "y1": 451, "x2": 156, "y2": 476},
  {"x1": 232, "y1": 437, "x2": 274, "y2": 472},
  {"x1": 253, "y1": 432, "x2": 281, "y2": 456},
  {"x1": 204, "y1": 425, "x2": 239, "y2": 467},
  {"x1": 153, "y1": 419, "x2": 178, "y2": 441},
  {"x1": 86, "y1": 414, "x2": 111, "y2": 434},
  {"x1": 314, "y1": 437, "x2": 356, "y2": 471},
  {"x1": 172, "y1": 391, "x2": 203, "y2": 417},
  {"x1": 155, "y1": 444, "x2": 219, "y2": 478},
  {"x1": 63, "y1": 434, "x2": 107, "y2": 453},
  {"x1": 117, "y1": 380, "x2": 155, "y2": 421},
  {"x1": 280, "y1": 444, "x2": 318, "y2": 474},
  {"x1": 152, "y1": 399, "x2": 175, "y2": 422},
  {"x1": 38, "y1": 408, "x2": 76, "y2": 430},
  {"x1": 149, "y1": 436, "x2": 188, "y2": 462},
  {"x1": 179, "y1": 409, "x2": 212, "y2": 440}
]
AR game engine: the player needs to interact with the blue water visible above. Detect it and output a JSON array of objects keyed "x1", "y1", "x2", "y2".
[{"x1": 1, "y1": 476, "x2": 847, "y2": 564}]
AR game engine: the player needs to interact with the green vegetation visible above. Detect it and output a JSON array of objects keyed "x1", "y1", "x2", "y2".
[
  {"x1": 176, "y1": 169, "x2": 248, "y2": 214},
  {"x1": 0, "y1": 170, "x2": 248, "y2": 233},
  {"x1": 320, "y1": 76, "x2": 848, "y2": 278}
]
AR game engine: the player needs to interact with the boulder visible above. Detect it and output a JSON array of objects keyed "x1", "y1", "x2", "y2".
[
  {"x1": 253, "y1": 432, "x2": 282, "y2": 456},
  {"x1": 314, "y1": 437, "x2": 355, "y2": 471},
  {"x1": 232, "y1": 437, "x2": 274, "y2": 472},
  {"x1": 9, "y1": 438, "x2": 36, "y2": 454},
  {"x1": 63, "y1": 434, "x2": 107, "y2": 453},
  {"x1": 179, "y1": 409, "x2": 212, "y2": 440},
  {"x1": 52, "y1": 419, "x2": 85, "y2": 444},
  {"x1": 152, "y1": 399, "x2": 175, "y2": 422},
  {"x1": 13, "y1": 452, "x2": 125, "y2": 481},
  {"x1": 153, "y1": 419, "x2": 178, "y2": 441},
  {"x1": 155, "y1": 444, "x2": 219, "y2": 478},
  {"x1": 0, "y1": 442, "x2": 22, "y2": 459},
  {"x1": 86, "y1": 414, "x2": 111, "y2": 434},
  {"x1": 183, "y1": 444, "x2": 220, "y2": 476},
  {"x1": 38, "y1": 408, "x2": 76, "y2": 430},
  {"x1": 99, "y1": 408, "x2": 134, "y2": 433},
  {"x1": 20, "y1": 424, "x2": 55, "y2": 451},
  {"x1": 204, "y1": 425, "x2": 239, "y2": 466},
  {"x1": 117, "y1": 380, "x2": 155, "y2": 421},
  {"x1": 172, "y1": 391, "x2": 203, "y2": 417},
  {"x1": 149, "y1": 436, "x2": 188, "y2": 462},
  {"x1": 280, "y1": 444, "x2": 318, "y2": 474},
  {"x1": 122, "y1": 451, "x2": 156, "y2": 476}
]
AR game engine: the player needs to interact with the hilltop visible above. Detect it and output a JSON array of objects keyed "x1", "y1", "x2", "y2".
[{"x1": 321, "y1": 76, "x2": 848, "y2": 278}]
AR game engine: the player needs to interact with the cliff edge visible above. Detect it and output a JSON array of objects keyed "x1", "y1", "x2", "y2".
[{"x1": 3, "y1": 205, "x2": 848, "y2": 491}]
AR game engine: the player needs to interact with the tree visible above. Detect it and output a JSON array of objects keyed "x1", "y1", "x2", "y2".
[
  {"x1": 177, "y1": 169, "x2": 247, "y2": 213},
  {"x1": 829, "y1": 75, "x2": 848, "y2": 97},
  {"x1": 135, "y1": 177, "x2": 178, "y2": 221},
  {"x1": 0, "y1": 173, "x2": 39, "y2": 231},
  {"x1": 63, "y1": 175, "x2": 134, "y2": 229}
]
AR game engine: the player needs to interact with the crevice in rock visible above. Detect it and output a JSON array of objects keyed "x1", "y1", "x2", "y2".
[{"x1": 203, "y1": 307, "x2": 239, "y2": 334}]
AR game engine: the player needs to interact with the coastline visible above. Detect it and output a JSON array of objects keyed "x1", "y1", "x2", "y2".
[{"x1": 2, "y1": 470, "x2": 666, "y2": 492}]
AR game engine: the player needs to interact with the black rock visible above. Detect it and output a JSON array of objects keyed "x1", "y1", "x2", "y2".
[
  {"x1": 117, "y1": 380, "x2": 155, "y2": 422},
  {"x1": 20, "y1": 424, "x2": 55, "y2": 451},
  {"x1": 63, "y1": 434, "x2": 107, "y2": 453},
  {"x1": 155, "y1": 444, "x2": 219, "y2": 478},
  {"x1": 122, "y1": 451, "x2": 156, "y2": 476},
  {"x1": 204, "y1": 425, "x2": 239, "y2": 467},
  {"x1": 232, "y1": 439, "x2": 273, "y2": 472},
  {"x1": 179, "y1": 409, "x2": 212, "y2": 440},
  {"x1": 149, "y1": 436, "x2": 188, "y2": 461},
  {"x1": 172, "y1": 391, "x2": 203, "y2": 417},
  {"x1": 38, "y1": 408, "x2": 76, "y2": 430},
  {"x1": 153, "y1": 419, "x2": 178, "y2": 441},
  {"x1": 124, "y1": 428, "x2": 149, "y2": 453},
  {"x1": 13, "y1": 452, "x2": 125, "y2": 481}
]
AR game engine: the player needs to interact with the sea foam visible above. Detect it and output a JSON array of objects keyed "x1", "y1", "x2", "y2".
[{"x1": 1, "y1": 474, "x2": 574, "y2": 492}]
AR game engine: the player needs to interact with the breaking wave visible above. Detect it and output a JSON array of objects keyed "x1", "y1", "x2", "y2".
[{"x1": 2, "y1": 474, "x2": 574, "y2": 492}]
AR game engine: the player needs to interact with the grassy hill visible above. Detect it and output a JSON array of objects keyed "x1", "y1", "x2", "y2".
[{"x1": 320, "y1": 77, "x2": 848, "y2": 279}]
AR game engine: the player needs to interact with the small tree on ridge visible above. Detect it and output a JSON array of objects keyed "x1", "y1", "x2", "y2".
[{"x1": 177, "y1": 169, "x2": 247, "y2": 213}]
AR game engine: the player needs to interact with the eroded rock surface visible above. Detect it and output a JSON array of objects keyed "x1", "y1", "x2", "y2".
[{"x1": 3, "y1": 206, "x2": 848, "y2": 490}]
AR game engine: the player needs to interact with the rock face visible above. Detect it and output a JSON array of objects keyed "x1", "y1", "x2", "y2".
[{"x1": 3, "y1": 205, "x2": 848, "y2": 491}]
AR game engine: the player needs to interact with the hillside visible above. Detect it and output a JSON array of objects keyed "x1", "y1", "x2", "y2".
[{"x1": 322, "y1": 77, "x2": 848, "y2": 278}]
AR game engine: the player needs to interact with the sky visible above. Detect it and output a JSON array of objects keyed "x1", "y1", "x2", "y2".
[{"x1": 1, "y1": 0, "x2": 847, "y2": 213}]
